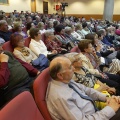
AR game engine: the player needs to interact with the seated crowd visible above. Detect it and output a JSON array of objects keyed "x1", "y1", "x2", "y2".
[{"x1": 0, "y1": 10, "x2": 120, "y2": 119}]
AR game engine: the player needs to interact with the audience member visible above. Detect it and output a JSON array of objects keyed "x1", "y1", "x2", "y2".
[
  {"x1": 46, "y1": 56, "x2": 120, "y2": 120},
  {"x1": 0, "y1": 20, "x2": 12, "y2": 42}
]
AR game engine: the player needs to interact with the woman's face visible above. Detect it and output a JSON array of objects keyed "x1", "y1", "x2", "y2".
[
  {"x1": 72, "y1": 58, "x2": 82, "y2": 69},
  {"x1": 35, "y1": 31, "x2": 41, "y2": 40},
  {"x1": 17, "y1": 38, "x2": 25, "y2": 48},
  {"x1": 84, "y1": 43, "x2": 94, "y2": 53}
]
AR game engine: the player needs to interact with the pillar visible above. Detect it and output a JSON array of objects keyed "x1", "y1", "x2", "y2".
[{"x1": 103, "y1": 0, "x2": 114, "y2": 22}]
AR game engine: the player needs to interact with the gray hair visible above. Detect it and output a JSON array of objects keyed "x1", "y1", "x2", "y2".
[
  {"x1": 0, "y1": 20, "x2": 7, "y2": 27},
  {"x1": 64, "y1": 26, "x2": 72, "y2": 33},
  {"x1": 45, "y1": 30, "x2": 54, "y2": 37}
]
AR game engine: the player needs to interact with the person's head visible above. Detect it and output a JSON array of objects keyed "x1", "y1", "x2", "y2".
[
  {"x1": 35, "y1": 15, "x2": 40, "y2": 22},
  {"x1": 53, "y1": 20, "x2": 60, "y2": 28},
  {"x1": 6, "y1": 18, "x2": 13, "y2": 25},
  {"x1": 45, "y1": 30, "x2": 55, "y2": 40},
  {"x1": 10, "y1": 33, "x2": 24, "y2": 48},
  {"x1": 29, "y1": 28, "x2": 41, "y2": 40},
  {"x1": 13, "y1": 22, "x2": 22, "y2": 32},
  {"x1": 96, "y1": 30, "x2": 104, "y2": 40},
  {"x1": 37, "y1": 22, "x2": 44, "y2": 30},
  {"x1": 99, "y1": 29, "x2": 106, "y2": 36},
  {"x1": 47, "y1": 21, "x2": 53, "y2": 29},
  {"x1": 50, "y1": 56, "x2": 74, "y2": 82},
  {"x1": 64, "y1": 26, "x2": 72, "y2": 35},
  {"x1": 85, "y1": 33, "x2": 98, "y2": 41},
  {"x1": 55, "y1": 25, "x2": 65, "y2": 34},
  {"x1": 0, "y1": 20, "x2": 8, "y2": 32},
  {"x1": 0, "y1": 15, "x2": 6, "y2": 20},
  {"x1": 82, "y1": 22, "x2": 88, "y2": 29},
  {"x1": 78, "y1": 39, "x2": 94, "y2": 53},
  {"x1": 26, "y1": 22, "x2": 35, "y2": 30},
  {"x1": 66, "y1": 53, "x2": 82, "y2": 69},
  {"x1": 75, "y1": 23, "x2": 83, "y2": 31},
  {"x1": 26, "y1": 16, "x2": 32, "y2": 23}
]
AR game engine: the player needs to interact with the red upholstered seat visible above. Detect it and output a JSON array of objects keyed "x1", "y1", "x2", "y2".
[
  {"x1": 22, "y1": 27, "x2": 27, "y2": 34},
  {"x1": 2, "y1": 37, "x2": 31, "y2": 52},
  {"x1": 33, "y1": 68, "x2": 52, "y2": 120},
  {"x1": 2, "y1": 41, "x2": 14, "y2": 52},
  {"x1": 41, "y1": 33, "x2": 46, "y2": 44},
  {"x1": 24, "y1": 37, "x2": 31, "y2": 47},
  {"x1": 0, "y1": 91, "x2": 44, "y2": 120},
  {"x1": 70, "y1": 46, "x2": 80, "y2": 53}
]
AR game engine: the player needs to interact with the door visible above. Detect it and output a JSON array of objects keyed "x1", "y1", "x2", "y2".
[
  {"x1": 43, "y1": 1, "x2": 48, "y2": 14},
  {"x1": 31, "y1": 0, "x2": 36, "y2": 12}
]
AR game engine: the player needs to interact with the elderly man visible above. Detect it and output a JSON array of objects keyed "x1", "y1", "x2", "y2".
[
  {"x1": 46, "y1": 56, "x2": 120, "y2": 120},
  {"x1": 0, "y1": 20, "x2": 12, "y2": 42}
]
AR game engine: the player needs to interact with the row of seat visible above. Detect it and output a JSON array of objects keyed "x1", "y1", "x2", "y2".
[
  {"x1": 2, "y1": 34, "x2": 46, "y2": 52},
  {"x1": 0, "y1": 68, "x2": 52, "y2": 120},
  {"x1": 1, "y1": 35, "x2": 80, "y2": 119}
]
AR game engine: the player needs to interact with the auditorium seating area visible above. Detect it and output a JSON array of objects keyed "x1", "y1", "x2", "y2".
[{"x1": 0, "y1": 9, "x2": 120, "y2": 120}]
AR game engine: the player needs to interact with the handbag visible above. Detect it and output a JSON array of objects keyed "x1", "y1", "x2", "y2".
[{"x1": 32, "y1": 54, "x2": 49, "y2": 71}]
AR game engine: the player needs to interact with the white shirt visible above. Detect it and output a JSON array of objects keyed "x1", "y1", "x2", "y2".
[
  {"x1": 29, "y1": 39, "x2": 51, "y2": 57},
  {"x1": 46, "y1": 80, "x2": 115, "y2": 120}
]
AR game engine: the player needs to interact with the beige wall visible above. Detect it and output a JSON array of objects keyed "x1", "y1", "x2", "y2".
[
  {"x1": 0, "y1": 0, "x2": 119, "y2": 15},
  {"x1": 0, "y1": 0, "x2": 31, "y2": 12},
  {"x1": 50, "y1": 0, "x2": 105, "y2": 14},
  {"x1": 36, "y1": 0, "x2": 53, "y2": 14},
  {"x1": 114, "y1": 0, "x2": 120, "y2": 14}
]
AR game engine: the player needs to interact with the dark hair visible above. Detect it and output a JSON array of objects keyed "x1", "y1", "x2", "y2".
[
  {"x1": 85, "y1": 33, "x2": 97, "y2": 41},
  {"x1": 78, "y1": 39, "x2": 93, "y2": 52},
  {"x1": 50, "y1": 62, "x2": 62, "y2": 80},
  {"x1": 26, "y1": 22, "x2": 33, "y2": 30},
  {"x1": 10, "y1": 33, "x2": 23, "y2": 48},
  {"x1": 96, "y1": 30, "x2": 104, "y2": 38},
  {"x1": 55, "y1": 25, "x2": 64, "y2": 33},
  {"x1": 29, "y1": 28, "x2": 40, "y2": 39},
  {"x1": 82, "y1": 22, "x2": 87, "y2": 28}
]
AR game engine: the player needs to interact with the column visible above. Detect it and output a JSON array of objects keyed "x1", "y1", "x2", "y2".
[{"x1": 103, "y1": 0, "x2": 114, "y2": 22}]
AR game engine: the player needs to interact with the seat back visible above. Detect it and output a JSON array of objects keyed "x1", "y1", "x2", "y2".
[
  {"x1": 2, "y1": 41, "x2": 14, "y2": 52},
  {"x1": 0, "y1": 91, "x2": 44, "y2": 120},
  {"x1": 24, "y1": 37, "x2": 31, "y2": 47},
  {"x1": 33, "y1": 68, "x2": 52, "y2": 120},
  {"x1": 70, "y1": 46, "x2": 80, "y2": 53},
  {"x1": 41, "y1": 33, "x2": 46, "y2": 44}
]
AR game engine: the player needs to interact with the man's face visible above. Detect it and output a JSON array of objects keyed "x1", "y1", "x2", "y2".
[
  {"x1": 59, "y1": 59, "x2": 74, "y2": 82},
  {"x1": 1, "y1": 22, "x2": 8, "y2": 32}
]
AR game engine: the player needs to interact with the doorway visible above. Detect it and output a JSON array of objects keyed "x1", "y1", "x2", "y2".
[
  {"x1": 43, "y1": 1, "x2": 48, "y2": 14},
  {"x1": 31, "y1": 0, "x2": 36, "y2": 12}
]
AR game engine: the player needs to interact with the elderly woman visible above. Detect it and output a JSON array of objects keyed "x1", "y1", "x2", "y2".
[
  {"x1": 66, "y1": 53, "x2": 115, "y2": 92},
  {"x1": 55, "y1": 25, "x2": 75, "y2": 50},
  {"x1": 10, "y1": 33, "x2": 49, "y2": 71},
  {"x1": 64, "y1": 26, "x2": 79, "y2": 45},
  {"x1": 44, "y1": 30, "x2": 67, "y2": 54},
  {"x1": 29, "y1": 28, "x2": 57, "y2": 60},
  {"x1": 65, "y1": 53, "x2": 120, "y2": 95},
  {"x1": 13, "y1": 22, "x2": 28, "y2": 38},
  {"x1": 71, "y1": 25, "x2": 82, "y2": 41},
  {"x1": 37, "y1": 22, "x2": 46, "y2": 34},
  {"x1": 85, "y1": 33, "x2": 120, "y2": 74},
  {"x1": 75, "y1": 23, "x2": 85, "y2": 39},
  {"x1": 26, "y1": 22, "x2": 35, "y2": 36}
]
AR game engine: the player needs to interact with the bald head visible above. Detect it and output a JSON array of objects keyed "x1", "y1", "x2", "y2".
[{"x1": 50, "y1": 56, "x2": 71, "y2": 80}]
